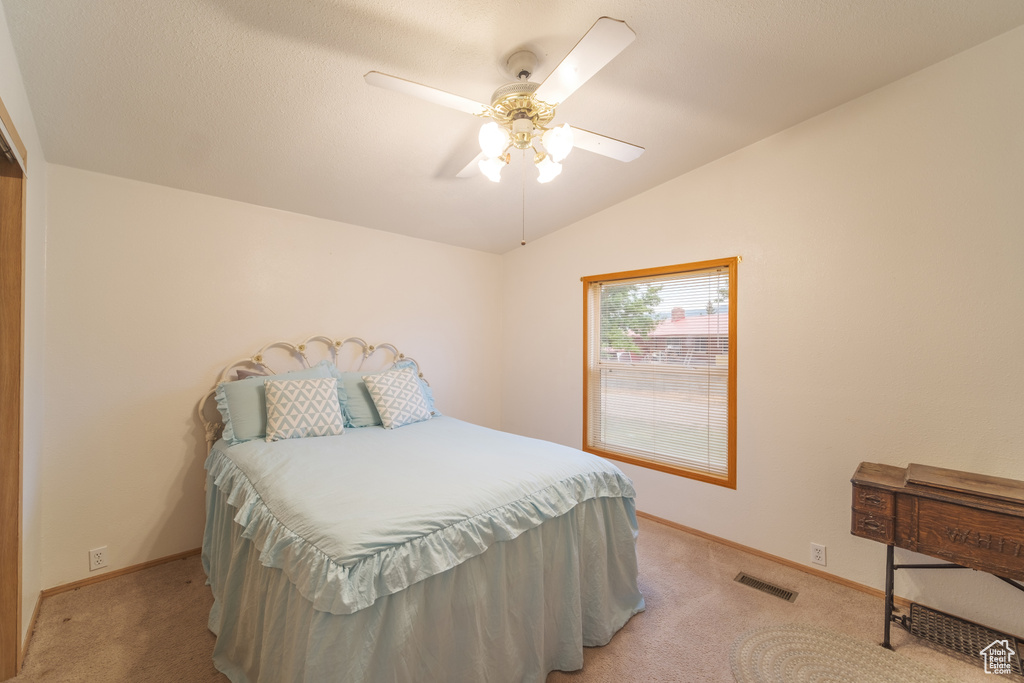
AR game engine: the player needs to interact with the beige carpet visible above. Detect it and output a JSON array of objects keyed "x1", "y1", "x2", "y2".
[
  {"x1": 16, "y1": 517, "x2": 996, "y2": 682},
  {"x1": 730, "y1": 624, "x2": 959, "y2": 682},
  {"x1": 15, "y1": 555, "x2": 224, "y2": 682},
  {"x1": 549, "y1": 517, "x2": 995, "y2": 682}
]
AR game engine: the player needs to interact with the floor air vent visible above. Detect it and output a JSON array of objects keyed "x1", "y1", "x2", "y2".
[
  {"x1": 907, "y1": 603, "x2": 1022, "y2": 676},
  {"x1": 734, "y1": 572, "x2": 797, "y2": 602}
]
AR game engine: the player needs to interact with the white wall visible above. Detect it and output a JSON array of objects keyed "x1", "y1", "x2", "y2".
[
  {"x1": 0, "y1": 3, "x2": 47, "y2": 647},
  {"x1": 500, "y1": 26, "x2": 1024, "y2": 634},
  {"x1": 41, "y1": 165, "x2": 502, "y2": 588}
]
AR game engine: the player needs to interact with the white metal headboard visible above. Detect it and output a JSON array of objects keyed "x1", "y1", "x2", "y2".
[{"x1": 197, "y1": 336, "x2": 425, "y2": 448}]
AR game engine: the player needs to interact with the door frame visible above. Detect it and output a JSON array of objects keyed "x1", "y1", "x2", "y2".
[{"x1": 0, "y1": 92, "x2": 28, "y2": 680}]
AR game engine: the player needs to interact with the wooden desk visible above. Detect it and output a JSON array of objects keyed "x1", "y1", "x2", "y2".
[{"x1": 851, "y1": 462, "x2": 1024, "y2": 648}]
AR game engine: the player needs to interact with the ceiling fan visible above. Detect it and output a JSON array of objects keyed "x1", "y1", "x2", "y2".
[{"x1": 364, "y1": 17, "x2": 644, "y2": 184}]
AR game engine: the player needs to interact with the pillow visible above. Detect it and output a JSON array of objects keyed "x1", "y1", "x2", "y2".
[
  {"x1": 265, "y1": 377, "x2": 345, "y2": 442},
  {"x1": 363, "y1": 366, "x2": 433, "y2": 430},
  {"x1": 331, "y1": 369, "x2": 383, "y2": 428},
  {"x1": 328, "y1": 360, "x2": 438, "y2": 428},
  {"x1": 393, "y1": 359, "x2": 439, "y2": 416},
  {"x1": 215, "y1": 361, "x2": 341, "y2": 444},
  {"x1": 234, "y1": 368, "x2": 266, "y2": 380}
]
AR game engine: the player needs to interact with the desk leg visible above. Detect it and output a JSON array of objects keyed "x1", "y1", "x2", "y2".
[{"x1": 883, "y1": 543, "x2": 894, "y2": 650}]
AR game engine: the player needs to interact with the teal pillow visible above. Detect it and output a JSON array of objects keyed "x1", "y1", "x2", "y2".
[
  {"x1": 216, "y1": 361, "x2": 342, "y2": 444},
  {"x1": 394, "y1": 359, "x2": 439, "y2": 417},
  {"x1": 329, "y1": 360, "x2": 438, "y2": 428},
  {"x1": 332, "y1": 369, "x2": 383, "y2": 427}
]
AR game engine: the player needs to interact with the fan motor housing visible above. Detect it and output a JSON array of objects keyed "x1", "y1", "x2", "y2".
[
  {"x1": 489, "y1": 81, "x2": 556, "y2": 134},
  {"x1": 490, "y1": 80, "x2": 539, "y2": 105}
]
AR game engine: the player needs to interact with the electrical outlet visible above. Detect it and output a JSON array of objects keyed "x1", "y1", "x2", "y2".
[
  {"x1": 89, "y1": 546, "x2": 108, "y2": 571},
  {"x1": 810, "y1": 543, "x2": 827, "y2": 567}
]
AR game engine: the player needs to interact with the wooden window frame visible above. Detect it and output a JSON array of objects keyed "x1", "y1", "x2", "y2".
[{"x1": 582, "y1": 258, "x2": 737, "y2": 489}]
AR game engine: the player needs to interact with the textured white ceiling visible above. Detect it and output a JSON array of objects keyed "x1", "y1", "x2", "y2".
[{"x1": 4, "y1": 0, "x2": 1024, "y2": 253}]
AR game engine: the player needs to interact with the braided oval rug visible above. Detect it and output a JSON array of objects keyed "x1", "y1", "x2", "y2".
[{"x1": 730, "y1": 624, "x2": 959, "y2": 683}]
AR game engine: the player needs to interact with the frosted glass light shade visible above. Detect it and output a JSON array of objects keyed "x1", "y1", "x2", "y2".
[
  {"x1": 542, "y1": 124, "x2": 574, "y2": 162},
  {"x1": 478, "y1": 122, "x2": 510, "y2": 159},
  {"x1": 535, "y1": 155, "x2": 562, "y2": 183},
  {"x1": 479, "y1": 156, "x2": 505, "y2": 183}
]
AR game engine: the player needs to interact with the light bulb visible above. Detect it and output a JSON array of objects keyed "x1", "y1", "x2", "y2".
[
  {"x1": 542, "y1": 123, "x2": 574, "y2": 163},
  {"x1": 535, "y1": 155, "x2": 562, "y2": 183},
  {"x1": 478, "y1": 122, "x2": 510, "y2": 159},
  {"x1": 479, "y1": 156, "x2": 506, "y2": 183}
]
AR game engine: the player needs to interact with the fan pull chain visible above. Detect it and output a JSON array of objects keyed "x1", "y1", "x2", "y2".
[{"x1": 521, "y1": 149, "x2": 527, "y2": 246}]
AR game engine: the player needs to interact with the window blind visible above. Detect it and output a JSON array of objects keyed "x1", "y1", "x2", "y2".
[{"x1": 584, "y1": 259, "x2": 736, "y2": 486}]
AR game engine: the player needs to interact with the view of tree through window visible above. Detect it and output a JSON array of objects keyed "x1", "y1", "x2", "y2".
[
  {"x1": 598, "y1": 283, "x2": 662, "y2": 356},
  {"x1": 583, "y1": 259, "x2": 737, "y2": 488}
]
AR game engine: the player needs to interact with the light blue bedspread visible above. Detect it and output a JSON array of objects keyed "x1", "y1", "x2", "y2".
[{"x1": 205, "y1": 416, "x2": 636, "y2": 616}]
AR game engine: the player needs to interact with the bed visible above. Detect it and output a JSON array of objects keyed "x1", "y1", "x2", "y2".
[{"x1": 197, "y1": 336, "x2": 644, "y2": 683}]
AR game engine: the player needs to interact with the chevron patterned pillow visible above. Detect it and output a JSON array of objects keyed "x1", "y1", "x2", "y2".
[
  {"x1": 363, "y1": 366, "x2": 433, "y2": 430},
  {"x1": 264, "y1": 377, "x2": 345, "y2": 442}
]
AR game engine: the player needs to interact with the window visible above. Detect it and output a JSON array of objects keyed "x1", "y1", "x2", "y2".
[{"x1": 583, "y1": 258, "x2": 737, "y2": 488}]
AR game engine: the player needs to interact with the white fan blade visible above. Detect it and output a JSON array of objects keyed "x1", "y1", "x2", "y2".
[
  {"x1": 535, "y1": 17, "x2": 636, "y2": 105},
  {"x1": 569, "y1": 127, "x2": 644, "y2": 162},
  {"x1": 456, "y1": 152, "x2": 485, "y2": 178},
  {"x1": 364, "y1": 71, "x2": 488, "y2": 116}
]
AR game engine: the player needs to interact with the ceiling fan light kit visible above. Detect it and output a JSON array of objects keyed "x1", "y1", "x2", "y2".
[
  {"x1": 478, "y1": 121, "x2": 511, "y2": 159},
  {"x1": 474, "y1": 77, "x2": 575, "y2": 183},
  {"x1": 542, "y1": 124, "x2": 574, "y2": 163},
  {"x1": 364, "y1": 17, "x2": 644, "y2": 184},
  {"x1": 534, "y1": 154, "x2": 563, "y2": 183},
  {"x1": 479, "y1": 155, "x2": 508, "y2": 183}
]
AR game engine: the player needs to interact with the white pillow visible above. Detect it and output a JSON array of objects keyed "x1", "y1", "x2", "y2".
[
  {"x1": 264, "y1": 377, "x2": 345, "y2": 442},
  {"x1": 363, "y1": 367, "x2": 433, "y2": 430}
]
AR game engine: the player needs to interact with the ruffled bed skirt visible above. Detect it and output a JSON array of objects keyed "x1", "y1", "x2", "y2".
[{"x1": 203, "y1": 477, "x2": 645, "y2": 683}]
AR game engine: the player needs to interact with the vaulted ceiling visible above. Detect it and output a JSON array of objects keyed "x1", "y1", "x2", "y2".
[{"x1": 4, "y1": 1, "x2": 1024, "y2": 252}]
